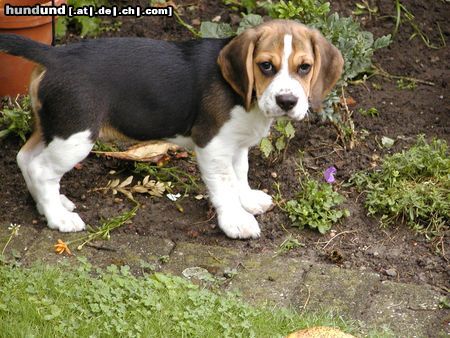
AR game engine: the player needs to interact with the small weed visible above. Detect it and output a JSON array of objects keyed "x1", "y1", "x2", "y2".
[
  {"x1": 0, "y1": 96, "x2": 32, "y2": 142},
  {"x1": 1, "y1": 224, "x2": 21, "y2": 257},
  {"x1": 352, "y1": 1, "x2": 379, "y2": 19},
  {"x1": 349, "y1": 136, "x2": 449, "y2": 242},
  {"x1": 223, "y1": 0, "x2": 258, "y2": 13},
  {"x1": 58, "y1": 203, "x2": 140, "y2": 252},
  {"x1": 276, "y1": 155, "x2": 349, "y2": 234},
  {"x1": 260, "y1": 118, "x2": 295, "y2": 161},
  {"x1": 396, "y1": 78, "x2": 417, "y2": 90},
  {"x1": 134, "y1": 162, "x2": 198, "y2": 195},
  {"x1": 393, "y1": 0, "x2": 445, "y2": 49},
  {"x1": 358, "y1": 107, "x2": 379, "y2": 117},
  {"x1": 92, "y1": 140, "x2": 120, "y2": 152},
  {"x1": 158, "y1": 255, "x2": 170, "y2": 264},
  {"x1": 275, "y1": 235, "x2": 305, "y2": 256}
]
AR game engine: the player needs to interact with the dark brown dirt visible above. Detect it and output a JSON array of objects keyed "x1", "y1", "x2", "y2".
[{"x1": 1, "y1": 0, "x2": 449, "y2": 296}]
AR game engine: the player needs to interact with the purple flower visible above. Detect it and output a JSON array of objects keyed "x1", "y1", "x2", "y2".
[{"x1": 324, "y1": 166, "x2": 337, "y2": 183}]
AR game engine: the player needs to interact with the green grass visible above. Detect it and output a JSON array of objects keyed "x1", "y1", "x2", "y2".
[
  {"x1": 0, "y1": 260, "x2": 353, "y2": 337},
  {"x1": 349, "y1": 136, "x2": 449, "y2": 240}
]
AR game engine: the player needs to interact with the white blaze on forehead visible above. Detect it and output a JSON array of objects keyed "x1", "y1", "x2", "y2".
[{"x1": 281, "y1": 34, "x2": 293, "y2": 74}]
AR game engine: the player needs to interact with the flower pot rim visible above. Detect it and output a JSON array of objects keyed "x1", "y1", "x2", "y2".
[{"x1": 0, "y1": 0, "x2": 66, "y2": 29}]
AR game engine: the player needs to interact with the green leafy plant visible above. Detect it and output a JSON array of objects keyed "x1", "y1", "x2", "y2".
[
  {"x1": 396, "y1": 78, "x2": 417, "y2": 90},
  {"x1": 349, "y1": 136, "x2": 449, "y2": 241},
  {"x1": 0, "y1": 96, "x2": 32, "y2": 142},
  {"x1": 56, "y1": 0, "x2": 110, "y2": 38},
  {"x1": 276, "y1": 156, "x2": 349, "y2": 234},
  {"x1": 134, "y1": 162, "x2": 198, "y2": 195},
  {"x1": 223, "y1": 0, "x2": 258, "y2": 13},
  {"x1": 275, "y1": 235, "x2": 305, "y2": 256},
  {"x1": 352, "y1": 1, "x2": 378, "y2": 19},
  {"x1": 260, "y1": 118, "x2": 295, "y2": 160},
  {"x1": 358, "y1": 107, "x2": 379, "y2": 117}
]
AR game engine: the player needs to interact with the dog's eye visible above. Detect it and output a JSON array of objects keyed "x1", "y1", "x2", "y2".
[
  {"x1": 259, "y1": 62, "x2": 276, "y2": 75},
  {"x1": 298, "y1": 63, "x2": 312, "y2": 75}
]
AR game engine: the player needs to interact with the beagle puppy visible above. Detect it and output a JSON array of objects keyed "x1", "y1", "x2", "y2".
[{"x1": 0, "y1": 20, "x2": 343, "y2": 239}]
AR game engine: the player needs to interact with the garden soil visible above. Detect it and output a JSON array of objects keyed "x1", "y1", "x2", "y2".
[{"x1": 0, "y1": 0, "x2": 449, "y2": 334}]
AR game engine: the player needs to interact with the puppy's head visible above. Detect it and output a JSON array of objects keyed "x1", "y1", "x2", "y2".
[{"x1": 218, "y1": 20, "x2": 344, "y2": 119}]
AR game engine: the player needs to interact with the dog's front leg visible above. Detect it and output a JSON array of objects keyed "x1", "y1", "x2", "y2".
[
  {"x1": 232, "y1": 148, "x2": 273, "y2": 215},
  {"x1": 196, "y1": 144, "x2": 261, "y2": 239}
]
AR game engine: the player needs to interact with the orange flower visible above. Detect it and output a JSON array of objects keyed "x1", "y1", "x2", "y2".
[{"x1": 54, "y1": 239, "x2": 72, "y2": 255}]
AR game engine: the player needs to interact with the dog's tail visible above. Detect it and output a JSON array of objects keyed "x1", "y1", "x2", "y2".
[{"x1": 0, "y1": 34, "x2": 54, "y2": 66}]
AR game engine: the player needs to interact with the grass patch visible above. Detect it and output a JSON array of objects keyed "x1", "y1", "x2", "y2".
[
  {"x1": 0, "y1": 261, "x2": 353, "y2": 337},
  {"x1": 349, "y1": 136, "x2": 449, "y2": 241}
]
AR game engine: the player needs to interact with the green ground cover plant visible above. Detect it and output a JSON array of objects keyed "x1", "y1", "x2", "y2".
[
  {"x1": 276, "y1": 156, "x2": 349, "y2": 234},
  {"x1": 349, "y1": 136, "x2": 449, "y2": 241},
  {"x1": 56, "y1": 0, "x2": 119, "y2": 38},
  {"x1": 0, "y1": 260, "x2": 353, "y2": 337},
  {"x1": 0, "y1": 96, "x2": 32, "y2": 142}
]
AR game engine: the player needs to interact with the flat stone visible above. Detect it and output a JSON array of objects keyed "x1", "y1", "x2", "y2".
[
  {"x1": 227, "y1": 254, "x2": 312, "y2": 307},
  {"x1": 290, "y1": 264, "x2": 380, "y2": 320},
  {"x1": 363, "y1": 281, "x2": 446, "y2": 337}
]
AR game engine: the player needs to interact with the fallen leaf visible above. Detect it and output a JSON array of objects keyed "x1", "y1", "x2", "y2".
[
  {"x1": 381, "y1": 136, "x2": 395, "y2": 148},
  {"x1": 93, "y1": 140, "x2": 180, "y2": 163}
]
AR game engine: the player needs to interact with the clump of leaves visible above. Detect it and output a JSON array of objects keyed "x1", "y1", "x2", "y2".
[
  {"x1": 56, "y1": 0, "x2": 112, "y2": 38},
  {"x1": 396, "y1": 78, "x2": 417, "y2": 90},
  {"x1": 0, "y1": 96, "x2": 32, "y2": 142},
  {"x1": 275, "y1": 235, "x2": 305, "y2": 256},
  {"x1": 358, "y1": 107, "x2": 379, "y2": 117},
  {"x1": 277, "y1": 156, "x2": 349, "y2": 234},
  {"x1": 260, "y1": 118, "x2": 295, "y2": 160},
  {"x1": 349, "y1": 136, "x2": 449, "y2": 239}
]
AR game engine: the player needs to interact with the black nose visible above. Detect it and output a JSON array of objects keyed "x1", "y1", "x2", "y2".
[{"x1": 276, "y1": 94, "x2": 298, "y2": 111}]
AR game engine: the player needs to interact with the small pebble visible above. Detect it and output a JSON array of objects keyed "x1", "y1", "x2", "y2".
[{"x1": 385, "y1": 268, "x2": 397, "y2": 277}]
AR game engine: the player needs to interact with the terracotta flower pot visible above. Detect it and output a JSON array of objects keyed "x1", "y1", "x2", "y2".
[{"x1": 0, "y1": 0, "x2": 66, "y2": 97}]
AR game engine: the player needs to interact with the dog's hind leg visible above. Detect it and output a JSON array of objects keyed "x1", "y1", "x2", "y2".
[
  {"x1": 25, "y1": 130, "x2": 94, "y2": 232},
  {"x1": 17, "y1": 131, "x2": 78, "y2": 215}
]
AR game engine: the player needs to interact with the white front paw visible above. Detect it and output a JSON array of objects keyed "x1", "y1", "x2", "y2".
[
  {"x1": 36, "y1": 194, "x2": 76, "y2": 215},
  {"x1": 218, "y1": 209, "x2": 261, "y2": 239},
  {"x1": 240, "y1": 189, "x2": 273, "y2": 215},
  {"x1": 47, "y1": 210, "x2": 86, "y2": 232}
]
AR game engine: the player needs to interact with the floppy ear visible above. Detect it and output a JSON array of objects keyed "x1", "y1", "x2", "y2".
[
  {"x1": 218, "y1": 29, "x2": 259, "y2": 111},
  {"x1": 309, "y1": 30, "x2": 344, "y2": 112}
]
